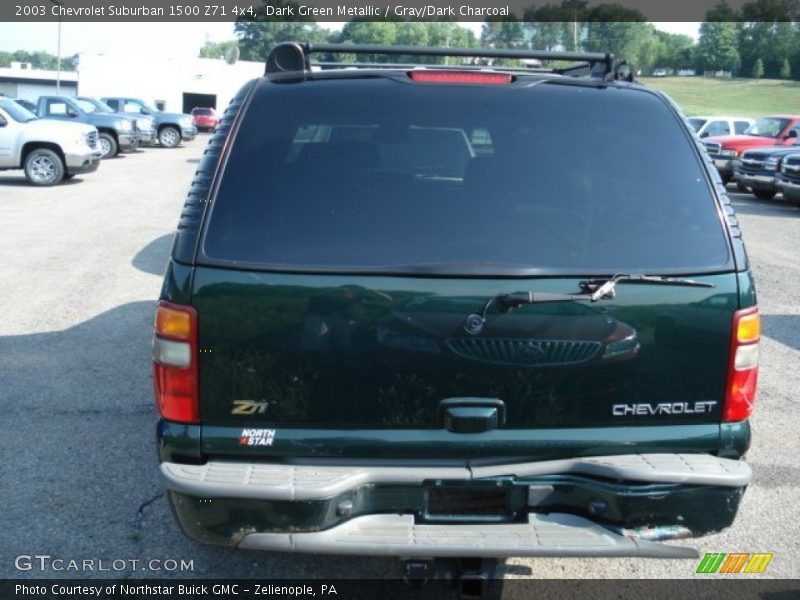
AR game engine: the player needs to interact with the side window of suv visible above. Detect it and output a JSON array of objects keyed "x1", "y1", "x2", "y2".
[
  {"x1": 705, "y1": 120, "x2": 730, "y2": 136},
  {"x1": 735, "y1": 121, "x2": 751, "y2": 134}
]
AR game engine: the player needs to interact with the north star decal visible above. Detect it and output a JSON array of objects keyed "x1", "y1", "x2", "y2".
[
  {"x1": 612, "y1": 401, "x2": 717, "y2": 416},
  {"x1": 239, "y1": 428, "x2": 276, "y2": 446}
]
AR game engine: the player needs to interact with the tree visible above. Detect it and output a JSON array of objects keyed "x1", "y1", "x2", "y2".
[
  {"x1": 780, "y1": 57, "x2": 791, "y2": 78},
  {"x1": 695, "y1": 21, "x2": 741, "y2": 73},
  {"x1": 234, "y1": 1, "x2": 330, "y2": 62},
  {"x1": 752, "y1": 57, "x2": 764, "y2": 78},
  {"x1": 199, "y1": 40, "x2": 239, "y2": 59},
  {"x1": 583, "y1": 8, "x2": 657, "y2": 73}
]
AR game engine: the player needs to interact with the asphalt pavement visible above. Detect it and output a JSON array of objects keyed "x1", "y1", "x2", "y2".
[{"x1": 1, "y1": 139, "x2": 798, "y2": 582}]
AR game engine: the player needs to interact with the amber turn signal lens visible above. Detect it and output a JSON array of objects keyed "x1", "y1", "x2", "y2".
[
  {"x1": 736, "y1": 311, "x2": 760, "y2": 343},
  {"x1": 155, "y1": 304, "x2": 192, "y2": 340}
]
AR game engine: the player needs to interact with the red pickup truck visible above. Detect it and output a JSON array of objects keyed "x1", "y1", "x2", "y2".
[{"x1": 703, "y1": 115, "x2": 800, "y2": 183}]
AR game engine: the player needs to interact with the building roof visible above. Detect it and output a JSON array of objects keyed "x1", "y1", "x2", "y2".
[{"x1": 0, "y1": 66, "x2": 78, "y2": 86}]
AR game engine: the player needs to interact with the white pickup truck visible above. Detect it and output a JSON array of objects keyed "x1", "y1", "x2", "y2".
[{"x1": 0, "y1": 98, "x2": 103, "y2": 186}]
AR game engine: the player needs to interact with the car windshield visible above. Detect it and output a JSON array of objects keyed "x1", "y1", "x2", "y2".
[
  {"x1": 688, "y1": 118, "x2": 706, "y2": 132},
  {"x1": 203, "y1": 77, "x2": 731, "y2": 275},
  {"x1": 79, "y1": 97, "x2": 114, "y2": 113},
  {"x1": 0, "y1": 98, "x2": 37, "y2": 122},
  {"x1": 745, "y1": 117, "x2": 790, "y2": 137}
]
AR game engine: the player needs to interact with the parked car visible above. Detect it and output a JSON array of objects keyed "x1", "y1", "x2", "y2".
[
  {"x1": 687, "y1": 116, "x2": 754, "y2": 139},
  {"x1": 652, "y1": 68, "x2": 667, "y2": 77},
  {"x1": 34, "y1": 95, "x2": 140, "y2": 159},
  {"x1": 101, "y1": 97, "x2": 196, "y2": 147},
  {"x1": 0, "y1": 98, "x2": 102, "y2": 185},
  {"x1": 703, "y1": 115, "x2": 800, "y2": 184},
  {"x1": 76, "y1": 96, "x2": 156, "y2": 145},
  {"x1": 775, "y1": 152, "x2": 800, "y2": 206},
  {"x1": 733, "y1": 142, "x2": 800, "y2": 199},
  {"x1": 190, "y1": 107, "x2": 218, "y2": 132},
  {"x1": 154, "y1": 43, "x2": 758, "y2": 585}
]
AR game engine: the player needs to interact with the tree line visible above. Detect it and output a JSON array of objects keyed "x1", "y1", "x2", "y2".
[
  {"x1": 194, "y1": 0, "x2": 800, "y2": 80},
  {"x1": 0, "y1": 50, "x2": 79, "y2": 71}
]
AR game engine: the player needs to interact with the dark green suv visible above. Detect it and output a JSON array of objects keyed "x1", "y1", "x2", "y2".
[{"x1": 153, "y1": 43, "x2": 759, "y2": 574}]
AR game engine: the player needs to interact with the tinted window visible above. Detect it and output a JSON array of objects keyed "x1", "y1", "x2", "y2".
[
  {"x1": 734, "y1": 121, "x2": 751, "y2": 134},
  {"x1": 203, "y1": 78, "x2": 729, "y2": 274}
]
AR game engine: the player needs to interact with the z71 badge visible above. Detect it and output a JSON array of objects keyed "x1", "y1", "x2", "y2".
[{"x1": 231, "y1": 400, "x2": 268, "y2": 415}]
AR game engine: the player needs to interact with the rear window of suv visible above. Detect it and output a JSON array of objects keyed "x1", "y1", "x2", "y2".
[{"x1": 201, "y1": 77, "x2": 731, "y2": 275}]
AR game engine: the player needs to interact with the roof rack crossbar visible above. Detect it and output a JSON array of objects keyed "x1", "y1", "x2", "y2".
[{"x1": 265, "y1": 42, "x2": 617, "y2": 79}]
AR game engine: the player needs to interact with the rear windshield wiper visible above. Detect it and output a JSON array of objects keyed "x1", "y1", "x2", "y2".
[
  {"x1": 579, "y1": 273, "x2": 715, "y2": 302},
  {"x1": 465, "y1": 274, "x2": 714, "y2": 334}
]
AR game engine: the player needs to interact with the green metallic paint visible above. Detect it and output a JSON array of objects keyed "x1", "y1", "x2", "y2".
[
  {"x1": 190, "y1": 268, "x2": 738, "y2": 435},
  {"x1": 199, "y1": 423, "x2": 722, "y2": 460}
]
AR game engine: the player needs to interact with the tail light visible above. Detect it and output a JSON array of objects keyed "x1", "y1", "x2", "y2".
[
  {"x1": 409, "y1": 71, "x2": 513, "y2": 85},
  {"x1": 723, "y1": 307, "x2": 760, "y2": 422},
  {"x1": 153, "y1": 301, "x2": 199, "y2": 423}
]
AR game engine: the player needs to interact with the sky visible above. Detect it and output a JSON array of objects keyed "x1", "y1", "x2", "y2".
[{"x1": 0, "y1": 22, "x2": 700, "y2": 59}]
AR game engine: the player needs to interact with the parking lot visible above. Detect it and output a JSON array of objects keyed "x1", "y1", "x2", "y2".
[{"x1": 1, "y1": 137, "x2": 799, "y2": 581}]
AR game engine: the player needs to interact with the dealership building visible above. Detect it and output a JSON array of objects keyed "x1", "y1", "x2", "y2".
[
  {"x1": 0, "y1": 54, "x2": 263, "y2": 114},
  {"x1": 76, "y1": 53, "x2": 263, "y2": 114},
  {"x1": 0, "y1": 62, "x2": 78, "y2": 99}
]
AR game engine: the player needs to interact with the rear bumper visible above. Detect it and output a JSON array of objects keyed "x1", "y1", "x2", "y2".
[
  {"x1": 237, "y1": 513, "x2": 698, "y2": 559},
  {"x1": 161, "y1": 454, "x2": 749, "y2": 557}
]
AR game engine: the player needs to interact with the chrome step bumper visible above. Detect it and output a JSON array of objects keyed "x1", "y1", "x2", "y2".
[
  {"x1": 160, "y1": 453, "x2": 751, "y2": 502},
  {"x1": 237, "y1": 513, "x2": 699, "y2": 558}
]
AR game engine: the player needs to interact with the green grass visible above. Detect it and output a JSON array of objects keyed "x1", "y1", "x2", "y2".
[{"x1": 640, "y1": 76, "x2": 800, "y2": 118}]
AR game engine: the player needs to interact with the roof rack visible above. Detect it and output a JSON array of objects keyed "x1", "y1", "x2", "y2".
[{"x1": 265, "y1": 43, "x2": 632, "y2": 82}]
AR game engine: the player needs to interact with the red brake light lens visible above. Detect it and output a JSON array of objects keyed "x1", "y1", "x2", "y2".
[
  {"x1": 153, "y1": 301, "x2": 199, "y2": 424},
  {"x1": 723, "y1": 307, "x2": 760, "y2": 422},
  {"x1": 408, "y1": 71, "x2": 513, "y2": 85}
]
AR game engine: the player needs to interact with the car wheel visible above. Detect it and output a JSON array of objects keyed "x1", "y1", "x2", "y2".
[
  {"x1": 752, "y1": 188, "x2": 776, "y2": 200},
  {"x1": 736, "y1": 182, "x2": 749, "y2": 193},
  {"x1": 98, "y1": 133, "x2": 118, "y2": 158},
  {"x1": 24, "y1": 148, "x2": 65, "y2": 186},
  {"x1": 63, "y1": 173, "x2": 76, "y2": 180},
  {"x1": 721, "y1": 174, "x2": 732, "y2": 185},
  {"x1": 159, "y1": 126, "x2": 181, "y2": 148}
]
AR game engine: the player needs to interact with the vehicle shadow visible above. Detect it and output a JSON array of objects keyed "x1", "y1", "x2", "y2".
[
  {"x1": 0, "y1": 175, "x2": 85, "y2": 187},
  {"x1": 762, "y1": 314, "x2": 800, "y2": 351},
  {"x1": 0, "y1": 300, "x2": 397, "y2": 579},
  {"x1": 728, "y1": 195, "x2": 800, "y2": 218},
  {"x1": 132, "y1": 233, "x2": 174, "y2": 276}
]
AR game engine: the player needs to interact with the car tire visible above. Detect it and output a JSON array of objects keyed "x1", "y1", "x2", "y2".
[
  {"x1": 736, "y1": 182, "x2": 749, "y2": 193},
  {"x1": 98, "y1": 133, "x2": 118, "y2": 159},
  {"x1": 159, "y1": 126, "x2": 181, "y2": 148},
  {"x1": 721, "y1": 174, "x2": 732, "y2": 185},
  {"x1": 752, "y1": 188, "x2": 776, "y2": 200},
  {"x1": 24, "y1": 148, "x2": 65, "y2": 186}
]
